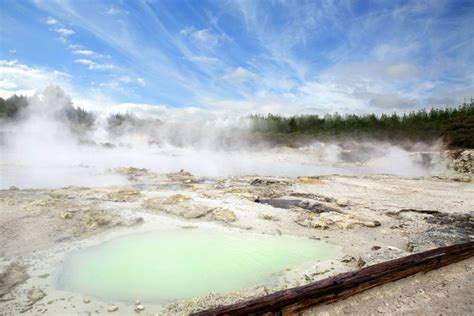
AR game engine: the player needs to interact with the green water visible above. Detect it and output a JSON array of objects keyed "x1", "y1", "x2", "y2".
[{"x1": 58, "y1": 229, "x2": 332, "y2": 303}]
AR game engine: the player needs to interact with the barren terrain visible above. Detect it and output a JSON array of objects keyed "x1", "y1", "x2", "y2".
[{"x1": 1, "y1": 155, "x2": 473, "y2": 315}]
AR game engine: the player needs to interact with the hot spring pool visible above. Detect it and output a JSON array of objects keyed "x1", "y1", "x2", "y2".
[{"x1": 56, "y1": 229, "x2": 333, "y2": 303}]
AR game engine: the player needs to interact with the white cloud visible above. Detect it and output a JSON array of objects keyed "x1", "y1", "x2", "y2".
[
  {"x1": 385, "y1": 63, "x2": 419, "y2": 80},
  {"x1": 72, "y1": 49, "x2": 94, "y2": 56},
  {"x1": 46, "y1": 17, "x2": 57, "y2": 25},
  {"x1": 112, "y1": 76, "x2": 145, "y2": 86},
  {"x1": 103, "y1": 102, "x2": 207, "y2": 120},
  {"x1": 0, "y1": 60, "x2": 71, "y2": 98},
  {"x1": 55, "y1": 27, "x2": 75, "y2": 37},
  {"x1": 187, "y1": 55, "x2": 220, "y2": 64},
  {"x1": 98, "y1": 76, "x2": 146, "y2": 90},
  {"x1": 74, "y1": 59, "x2": 117, "y2": 71},
  {"x1": 0, "y1": 79, "x2": 17, "y2": 89},
  {"x1": 69, "y1": 47, "x2": 109, "y2": 59},
  {"x1": 180, "y1": 27, "x2": 219, "y2": 46},
  {"x1": 136, "y1": 78, "x2": 145, "y2": 86},
  {"x1": 74, "y1": 59, "x2": 95, "y2": 66},
  {"x1": 223, "y1": 67, "x2": 258, "y2": 82},
  {"x1": 105, "y1": 6, "x2": 128, "y2": 16},
  {"x1": 193, "y1": 29, "x2": 217, "y2": 45},
  {"x1": 369, "y1": 94, "x2": 418, "y2": 109}
]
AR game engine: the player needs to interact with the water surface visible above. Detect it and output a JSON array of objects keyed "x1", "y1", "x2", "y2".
[{"x1": 57, "y1": 229, "x2": 333, "y2": 303}]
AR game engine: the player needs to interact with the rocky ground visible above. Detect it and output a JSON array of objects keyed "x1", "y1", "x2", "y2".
[{"x1": 0, "y1": 158, "x2": 473, "y2": 315}]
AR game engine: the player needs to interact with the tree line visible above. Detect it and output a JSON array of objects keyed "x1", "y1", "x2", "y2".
[
  {"x1": 0, "y1": 94, "x2": 95, "y2": 129},
  {"x1": 249, "y1": 101, "x2": 474, "y2": 148}
]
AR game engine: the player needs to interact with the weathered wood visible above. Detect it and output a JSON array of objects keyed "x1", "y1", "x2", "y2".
[{"x1": 192, "y1": 241, "x2": 474, "y2": 316}]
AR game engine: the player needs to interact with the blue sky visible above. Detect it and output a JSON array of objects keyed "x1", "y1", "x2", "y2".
[{"x1": 1, "y1": 0, "x2": 473, "y2": 118}]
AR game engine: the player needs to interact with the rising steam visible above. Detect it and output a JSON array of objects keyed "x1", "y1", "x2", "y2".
[{"x1": 0, "y1": 86, "x2": 449, "y2": 189}]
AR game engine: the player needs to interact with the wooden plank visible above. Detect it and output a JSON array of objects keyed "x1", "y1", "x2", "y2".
[{"x1": 192, "y1": 241, "x2": 474, "y2": 316}]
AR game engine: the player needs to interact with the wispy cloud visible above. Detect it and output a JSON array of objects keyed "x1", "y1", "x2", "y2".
[
  {"x1": 72, "y1": 49, "x2": 94, "y2": 56},
  {"x1": 223, "y1": 67, "x2": 258, "y2": 83},
  {"x1": 105, "y1": 6, "x2": 128, "y2": 16},
  {"x1": 5, "y1": 0, "x2": 469, "y2": 115},
  {"x1": 179, "y1": 26, "x2": 225, "y2": 49},
  {"x1": 74, "y1": 59, "x2": 117, "y2": 71},
  {"x1": 99, "y1": 76, "x2": 146, "y2": 90},
  {"x1": 186, "y1": 55, "x2": 221, "y2": 65},
  {"x1": 0, "y1": 60, "x2": 71, "y2": 98},
  {"x1": 46, "y1": 17, "x2": 57, "y2": 25},
  {"x1": 55, "y1": 27, "x2": 74, "y2": 37}
]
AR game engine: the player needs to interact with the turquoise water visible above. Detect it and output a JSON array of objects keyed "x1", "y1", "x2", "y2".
[{"x1": 57, "y1": 230, "x2": 332, "y2": 303}]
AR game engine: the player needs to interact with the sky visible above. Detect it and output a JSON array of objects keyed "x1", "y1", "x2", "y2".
[{"x1": 0, "y1": 0, "x2": 473, "y2": 119}]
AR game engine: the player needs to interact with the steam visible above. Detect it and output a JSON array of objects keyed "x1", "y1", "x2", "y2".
[{"x1": 0, "y1": 86, "x2": 449, "y2": 189}]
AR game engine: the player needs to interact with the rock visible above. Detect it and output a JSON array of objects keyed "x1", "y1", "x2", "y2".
[
  {"x1": 357, "y1": 257, "x2": 366, "y2": 268},
  {"x1": 135, "y1": 299, "x2": 140, "y2": 305},
  {"x1": 107, "y1": 189, "x2": 141, "y2": 202},
  {"x1": 81, "y1": 209, "x2": 122, "y2": 229},
  {"x1": 23, "y1": 198, "x2": 56, "y2": 212},
  {"x1": 296, "y1": 176, "x2": 322, "y2": 184},
  {"x1": 107, "y1": 305, "x2": 119, "y2": 312},
  {"x1": 165, "y1": 194, "x2": 190, "y2": 204},
  {"x1": 60, "y1": 211, "x2": 74, "y2": 219},
  {"x1": 166, "y1": 170, "x2": 197, "y2": 183},
  {"x1": 257, "y1": 198, "x2": 338, "y2": 213},
  {"x1": 27, "y1": 288, "x2": 46, "y2": 305},
  {"x1": 38, "y1": 273, "x2": 50, "y2": 278},
  {"x1": 0, "y1": 262, "x2": 29, "y2": 298},
  {"x1": 19, "y1": 306, "x2": 33, "y2": 313},
  {"x1": 371, "y1": 245, "x2": 381, "y2": 251},
  {"x1": 143, "y1": 195, "x2": 190, "y2": 209},
  {"x1": 290, "y1": 192, "x2": 336, "y2": 203},
  {"x1": 179, "y1": 169, "x2": 192, "y2": 176},
  {"x1": 135, "y1": 304, "x2": 145, "y2": 312},
  {"x1": 312, "y1": 269, "x2": 331, "y2": 276},
  {"x1": 8, "y1": 186, "x2": 19, "y2": 190},
  {"x1": 295, "y1": 212, "x2": 380, "y2": 230},
  {"x1": 452, "y1": 149, "x2": 474, "y2": 174},
  {"x1": 115, "y1": 167, "x2": 149, "y2": 175},
  {"x1": 143, "y1": 197, "x2": 213, "y2": 219},
  {"x1": 49, "y1": 187, "x2": 98, "y2": 200},
  {"x1": 387, "y1": 246, "x2": 404, "y2": 252},
  {"x1": 113, "y1": 167, "x2": 151, "y2": 181},
  {"x1": 0, "y1": 293, "x2": 15, "y2": 302},
  {"x1": 224, "y1": 187, "x2": 259, "y2": 200},
  {"x1": 341, "y1": 255, "x2": 356, "y2": 263},
  {"x1": 83, "y1": 298, "x2": 91, "y2": 304},
  {"x1": 183, "y1": 206, "x2": 213, "y2": 219},
  {"x1": 250, "y1": 178, "x2": 288, "y2": 186},
  {"x1": 259, "y1": 214, "x2": 280, "y2": 221},
  {"x1": 211, "y1": 208, "x2": 237, "y2": 223}
]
